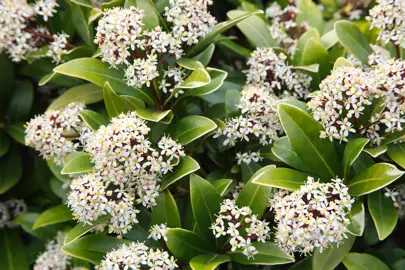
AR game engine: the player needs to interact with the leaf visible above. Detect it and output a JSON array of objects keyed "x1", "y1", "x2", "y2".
[
  {"x1": 165, "y1": 228, "x2": 214, "y2": 262},
  {"x1": 32, "y1": 205, "x2": 72, "y2": 230},
  {"x1": 228, "y1": 242, "x2": 294, "y2": 265},
  {"x1": 135, "y1": 108, "x2": 173, "y2": 124},
  {"x1": 64, "y1": 215, "x2": 110, "y2": 245},
  {"x1": 301, "y1": 38, "x2": 330, "y2": 78},
  {"x1": 61, "y1": 153, "x2": 94, "y2": 175},
  {"x1": 278, "y1": 103, "x2": 340, "y2": 179},
  {"x1": 151, "y1": 189, "x2": 181, "y2": 228},
  {"x1": 71, "y1": 3, "x2": 94, "y2": 47},
  {"x1": 180, "y1": 68, "x2": 211, "y2": 89},
  {"x1": 0, "y1": 131, "x2": 10, "y2": 158},
  {"x1": 321, "y1": 29, "x2": 338, "y2": 50},
  {"x1": 291, "y1": 64, "x2": 319, "y2": 73},
  {"x1": 334, "y1": 57, "x2": 354, "y2": 70},
  {"x1": 382, "y1": 129, "x2": 405, "y2": 145},
  {"x1": 187, "y1": 11, "x2": 263, "y2": 57},
  {"x1": 193, "y1": 44, "x2": 215, "y2": 67},
  {"x1": 4, "y1": 123, "x2": 25, "y2": 145},
  {"x1": 79, "y1": 110, "x2": 109, "y2": 131},
  {"x1": 53, "y1": 58, "x2": 153, "y2": 104},
  {"x1": 347, "y1": 201, "x2": 365, "y2": 236},
  {"x1": 70, "y1": 0, "x2": 94, "y2": 8},
  {"x1": 368, "y1": 190, "x2": 398, "y2": 240},
  {"x1": 335, "y1": 21, "x2": 373, "y2": 64},
  {"x1": 297, "y1": 0, "x2": 324, "y2": 33},
  {"x1": 190, "y1": 174, "x2": 221, "y2": 244},
  {"x1": 312, "y1": 234, "x2": 356, "y2": 270},
  {"x1": 190, "y1": 254, "x2": 230, "y2": 270},
  {"x1": 121, "y1": 95, "x2": 145, "y2": 110},
  {"x1": 168, "y1": 116, "x2": 217, "y2": 145},
  {"x1": 0, "y1": 230, "x2": 29, "y2": 270},
  {"x1": 62, "y1": 235, "x2": 129, "y2": 264},
  {"x1": 88, "y1": 8, "x2": 102, "y2": 25},
  {"x1": 343, "y1": 253, "x2": 390, "y2": 270},
  {"x1": 363, "y1": 145, "x2": 388, "y2": 158},
  {"x1": 251, "y1": 166, "x2": 310, "y2": 191},
  {"x1": 343, "y1": 138, "x2": 370, "y2": 180},
  {"x1": 0, "y1": 147, "x2": 22, "y2": 194},
  {"x1": 124, "y1": 0, "x2": 159, "y2": 29},
  {"x1": 224, "y1": 89, "x2": 241, "y2": 116},
  {"x1": 177, "y1": 58, "x2": 204, "y2": 70},
  {"x1": 237, "y1": 166, "x2": 273, "y2": 218},
  {"x1": 14, "y1": 213, "x2": 59, "y2": 241},
  {"x1": 387, "y1": 144, "x2": 405, "y2": 169},
  {"x1": 348, "y1": 163, "x2": 404, "y2": 196},
  {"x1": 294, "y1": 27, "x2": 320, "y2": 65},
  {"x1": 8, "y1": 80, "x2": 34, "y2": 122},
  {"x1": 183, "y1": 68, "x2": 227, "y2": 97},
  {"x1": 226, "y1": 10, "x2": 277, "y2": 48},
  {"x1": 212, "y1": 179, "x2": 233, "y2": 196},
  {"x1": 160, "y1": 156, "x2": 200, "y2": 190},
  {"x1": 103, "y1": 82, "x2": 127, "y2": 118},
  {"x1": 271, "y1": 137, "x2": 311, "y2": 173},
  {"x1": 48, "y1": 84, "x2": 102, "y2": 110}
]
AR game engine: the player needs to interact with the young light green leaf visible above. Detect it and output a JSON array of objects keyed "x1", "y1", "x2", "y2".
[
  {"x1": 0, "y1": 230, "x2": 29, "y2": 270},
  {"x1": 335, "y1": 21, "x2": 373, "y2": 64},
  {"x1": 103, "y1": 82, "x2": 127, "y2": 118},
  {"x1": 151, "y1": 189, "x2": 181, "y2": 228},
  {"x1": 291, "y1": 64, "x2": 319, "y2": 73},
  {"x1": 192, "y1": 44, "x2": 215, "y2": 67},
  {"x1": 333, "y1": 57, "x2": 354, "y2": 71},
  {"x1": 79, "y1": 110, "x2": 109, "y2": 131},
  {"x1": 183, "y1": 68, "x2": 227, "y2": 97},
  {"x1": 71, "y1": 3, "x2": 94, "y2": 47},
  {"x1": 349, "y1": 163, "x2": 404, "y2": 196},
  {"x1": 88, "y1": 8, "x2": 103, "y2": 25},
  {"x1": 228, "y1": 242, "x2": 295, "y2": 265},
  {"x1": 32, "y1": 205, "x2": 72, "y2": 230},
  {"x1": 168, "y1": 116, "x2": 217, "y2": 145},
  {"x1": 387, "y1": 144, "x2": 405, "y2": 169},
  {"x1": 363, "y1": 145, "x2": 388, "y2": 158},
  {"x1": 165, "y1": 228, "x2": 215, "y2": 262},
  {"x1": 251, "y1": 166, "x2": 310, "y2": 191},
  {"x1": 297, "y1": 0, "x2": 324, "y2": 33},
  {"x1": 160, "y1": 156, "x2": 200, "y2": 190},
  {"x1": 212, "y1": 179, "x2": 233, "y2": 196},
  {"x1": 347, "y1": 201, "x2": 365, "y2": 236},
  {"x1": 61, "y1": 153, "x2": 94, "y2": 175},
  {"x1": 0, "y1": 147, "x2": 22, "y2": 194},
  {"x1": 278, "y1": 103, "x2": 340, "y2": 180},
  {"x1": 48, "y1": 84, "x2": 103, "y2": 110},
  {"x1": 343, "y1": 138, "x2": 370, "y2": 180},
  {"x1": 177, "y1": 58, "x2": 204, "y2": 70},
  {"x1": 301, "y1": 38, "x2": 330, "y2": 78},
  {"x1": 368, "y1": 190, "x2": 398, "y2": 240},
  {"x1": 343, "y1": 253, "x2": 390, "y2": 270},
  {"x1": 271, "y1": 137, "x2": 311, "y2": 173},
  {"x1": 294, "y1": 27, "x2": 320, "y2": 65},
  {"x1": 135, "y1": 108, "x2": 173, "y2": 124},
  {"x1": 321, "y1": 29, "x2": 338, "y2": 50},
  {"x1": 190, "y1": 254, "x2": 230, "y2": 270},
  {"x1": 64, "y1": 215, "x2": 111, "y2": 245}
]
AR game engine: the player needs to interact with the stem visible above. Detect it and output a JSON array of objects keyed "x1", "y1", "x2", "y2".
[
  {"x1": 395, "y1": 44, "x2": 401, "y2": 59},
  {"x1": 61, "y1": 133, "x2": 80, "y2": 139},
  {"x1": 25, "y1": 28, "x2": 75, "y2": 49},
  {"x1": 358, "y1": 117, "x2": 383, "y2": 132},
  {"x1": 151, "y1": 80, "x2": 162, "y2": 111}
]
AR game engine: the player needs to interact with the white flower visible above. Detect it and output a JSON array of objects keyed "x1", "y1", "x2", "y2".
[
  {"x1": 385, "y1": 184, "x2": 405, "y2": 220},
  {"x1": 46, "y1": 32, "x2": 70, "y2": 63},
  {"x1": 34, "y1": 232, "x2": 71, "y2": 270},
  {"x1": 149, "y1": 224, "x2": 168, "y2": 241},
  {"x1": 0, "y1": 199, "x2": 27, "y2": 228}
]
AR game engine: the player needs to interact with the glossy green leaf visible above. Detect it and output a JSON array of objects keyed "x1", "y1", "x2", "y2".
[
  {"x1": 343, "y1": 138, "x2": 370, "y2": 180},
  {"x1": 70, "y1": 0, "x2": 93, "y2": 8},
  {"x1": 4, "y1": 123, "x2": 25, "y2": 145},
  {"x1": 301, "y1": 38, "x2": 329, "y2": 78},
  {"x1": 61, "y1": 153, "x2": 94, "y2": 175},
  {"x1": 121, "y1": 95, "x2": 145, "y2": 110},
  {"x1": 62, "y1": 235, "x2": 129, "y2": 264},
  {"x1": 0, "y1": 230, "x2": 29, "y2": 270},
  {"x1": 291, "y1": 64, "x2": 319, "y2": 73},
  {"x1": 151, "y1": 189, "x2": 181, "y2": 228},
  {"x1": 321, "y1": 29, "x2": 338, "y2": 49},
  {"x1": 368, "y1": 190, "x2": 398, "y2": 240},
  {"x1": 228, "y1": 242, "x2": 294, "y2": 265},
  {"x1": 14, "y1": 213, "x2": 59, "y2": 241},
  {"x1": 190, "y1": 254, "x2": 230, "y2": 270},
  {"x1": 312, "y1": 234, "x2": 355, "y2": 270},
  {"x1": 271, "y1": 137, "x2": 311, "y2": 172},
  {"x1": 0, "y1": 147, "x2": 22, "y2": 194},
  {"x1": 294, "y1": 27, "x2": 320, "y2": 65},
  {"x1": 190, "y1": 174, "x2": 221, "y2": 243},
  {"x1": 347, "y1": 201, "x2": 365, "y2": 236},
  {"x1": 212, "y1": 179, "x2": 233, "y2": 196},
  {"x1": 88, "y1": 8, "x2": 102, "y2": 25},
  {"x1": 187, "y1": 11, "x2": 263, "y2": 57},
  {"x1": 193, "y1": 44, "x2": 215, "y2": 67},
  {"x1": 183, "y1": 68, "x2": 227, "y2": 97},
  {"x1": 8, "y1": 80, "x2": 34, "y2": 122},
  {"x1": 335, "y1": 21, "x2": 373, "y2": 64},
  {"x1": 343, "y1": 253, "x2": 390, "y2": 270},
  {"x1": 33, "y1": 205, "x2": 72, "y2": 230},
  {"x1": 349, "y1": 163, "x2": 404, "y2": 196},
  {"x1": 63, "y1": 150, "x2": 89, "y2": 165},
  {"x1": 135, "y1": 108, "x2": 173, "y2": 124},
  {"x1": 79, "y1": 110, "x2": 109, "y2": 131},
  {"x1": 160, "y1": 156, "x2": 200, "y2": 190},
  {"x1": 166, "y1": 228, "x2": 214, "y2": 262},
  {"x1": 53, "y1": 58, "x2": 153, "y2": 104},
  {"x1": 168, "y1": 115, "x2": 217, "y2": 145},
  {"x1": 278, "y1": 103, "x2": 340, "y2": 179},
  {"x1": 124, "y1": 0, "x2": 159, "y2": 29},
  {"x1": 48, "y1": 84, "x2": 102, "y2": 110},
  {"x1": 251, "y1": 166, "x2": 310, "y2": 191},
  {"x1": 387, "y1": 144, "x2": 405, "y2": 169},
  {"x1": 180, "y1": 68, "x2": 211, "y2": 89},
  {"x1": 71, "y1": 3, "x2": 93, "y2": 47},
  {"x1": 177, "y1": 58, "x2": 204, "y2": 70},
  {"x1": 103, "y1": 82, "x2": 127, "y2": 118},
  {"x1": 227, "y1": 10, "x2": 277, "y2": 48},
  {"x1": 381, "y1": 129, "x2": 405, "y2": 145},
  {"x1": 297, "y1": 0, "x2": 324, "y2": 33},
  {"x1": 334, "y1": 57, "x2": 354, "y2": 70},
  {"x1": 47, "y1": 159, "x2": 69, "y2": 182},
  {"x1": 363, "y1": 145, "x2": 388, "y2": 158},
  {"x1": 0, "y1": 131, "x2": 10, "y2": 158},
  {"x1": 237, "y1": 166, "x2": 273, "y2": 218},
  {"x1": 64, "y1": 215, "x2": 110, "y2": 245}
]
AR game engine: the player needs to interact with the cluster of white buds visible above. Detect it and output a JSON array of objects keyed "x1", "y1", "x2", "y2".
[
  {"x1": 25, "y1": 102, "x2": 88, "y2": 165},
  {"x1": 348, "y1": 44, "x2": 391, "y2": 71},
  {"x1": 46, "y1": 33, "x2": 70, "y2": 64},
  {"x1": 68, "y1": 112, "x2": 185, "y2": 234},
  {"x1": 96, "y1": 1, "x2": 216, "y2": 89},
  {"x1": 266, "y1": 0, "x2": 309, "y2": 56},
  {"x1": 99, "y1": 242, "x2": 177, "y2": 269},
  {"x1": 0, "y1": 199, "x2": 27, "y2": 228},
  {"x1": 270, "y1": 177, "x2": 354, "y2": 255},
  {"x1": 34, "y1": 231, "x2": 71, "y2": 270},
  {"x1": 385, "y1": 184, "x2": 405, "y2": 220},
  {"x1": 211, "y1": 199, "x2": 271, "y2": 259},
  {"x1": 0, "y1": 0, "x2": 61, "y2": 62},
  {"x1": 368, "y1": 0, "x2": 405, "y2": 49},
  {"x1": 336, "y1": 0, "x2": 371, "y2": 20},
  {"x1": 148, "y1": 223, "x2": 168, "y2": 241}
]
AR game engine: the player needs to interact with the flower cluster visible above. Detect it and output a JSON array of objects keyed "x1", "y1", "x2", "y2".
[
  {"x1": 266, "y1": 0, "x2": 309, "y2": 56},
  {"x1": 385, "y1": 185, "x2": 405, "y2": 220},
  {"x1": 25, "y1": 102, "x2": 88, "y2": 165},
  {"x1": 348, "y1": 44, "x2": 391, "y2": 71},
  {"x1": 368, "y1": 0, "x2": 405, "y2": 49},
  {"x1": 0, "y1": 0, "x2": 70, "y2": 62},
  {"x1": 211, "y1": 199, "x2": 271, "y2": 259},
  {"x1": 149, "y1": 223, "x2": 168, "y2": 241},
  {"x1": 46, "y1": 33, "x2": 70, "y2": 63},
  {"x1": 99, "y1": 242, "x2": 177, "y2": 269},
  {"x1": 95, "y1": 1, "x2": 216, "y2": 90},
  {"x1": 68, "y1": 112, "x2": 185, "y2": 234},
  {"x1": 270, "y1": 177, "x2": 354, "y2": 255},
  {"x1": 336, "y1": 0, "x2": 371, "y2": 20},
  {"x1": 34, "y1": 231, "x2": 71, "y2": 270},
  {"x1": 0, "y1": 199, "x2": 27, "y2": 228}
]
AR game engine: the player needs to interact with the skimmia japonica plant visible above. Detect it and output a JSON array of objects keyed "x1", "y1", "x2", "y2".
[{"x1": 1, "y1": 0, "x2": 405, "y2": 269}]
